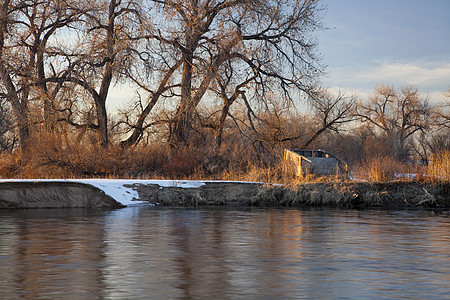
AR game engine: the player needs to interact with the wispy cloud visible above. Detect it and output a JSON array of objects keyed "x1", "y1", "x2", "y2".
[
  {"x1": 361, "y1": 61, "x2": 450, "y2": 88},
  {"x1": 325, "y1": 60, "x2": 450, "y2": 103},
  {"x1": 326, "y1": 85, "x2": 447, "y2": 104}
]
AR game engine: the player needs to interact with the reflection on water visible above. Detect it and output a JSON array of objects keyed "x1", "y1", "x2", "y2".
[{"x1": 0, "y1": 207, "x2": 449, "y2": 299}]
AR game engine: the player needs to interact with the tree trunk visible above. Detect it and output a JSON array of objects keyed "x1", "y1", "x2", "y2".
[
  {"x1": 171, "y1": 47, "x2": 194, "y2": 147},
  {"x1": 17, "y1": 114, "x2": 30, "y2": 154},
  {"x1": 0, "y1": 0, "x2": 30, "y2": 153},
  {"x1": 36, "y1": 45, "x2": 54, "y2": 127},
  {"x1": 213, "y1": 104, "x2": 230, "y2": 153},
  {"x1": 171, "y1": 48, "x2": 227, "y2": 147},
  {"x1": 0, "y1": 64, "x2": 30, "y2": 153},
  {"x1": 120, "y1": 60, "x2": 182, "y2": 148},
  {"x1": 95, "y1": 0, "x2": 117, "y2": 149},
  {"x1": 97, "y1": 101, "x2": 108, "y2": 148}
]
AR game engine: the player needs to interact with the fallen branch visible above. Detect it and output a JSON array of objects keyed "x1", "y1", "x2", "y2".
[{"x1": 415, "y1": 188, "x2": 437, "y2": 206}]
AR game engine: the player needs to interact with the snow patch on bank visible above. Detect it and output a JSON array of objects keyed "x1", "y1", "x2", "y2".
[
  {"x1": 81, "y1": 179, "x2": 207, "y2": 206},
  {"x1": 349, "y1": 173, "x2": 419, "y2": 183}
]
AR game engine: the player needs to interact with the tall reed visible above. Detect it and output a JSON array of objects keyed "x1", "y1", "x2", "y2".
[
  {"x1": 353, "y1": 156, "x2": 409, "y2": 183},
  {"x1": 427, "y1": 149, "x2": 450, "y2": 183}
]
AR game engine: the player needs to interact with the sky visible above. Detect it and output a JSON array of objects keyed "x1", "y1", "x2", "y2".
[{"x1": 318, "y1": 0, "x2": 450, "y2": 103}]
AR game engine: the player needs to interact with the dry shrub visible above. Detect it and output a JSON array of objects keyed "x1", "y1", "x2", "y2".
[
  {"x1": 0, "y1": 153, "x2": 22, "y2": 178},
  {"x1": 55, "y1": 144, "x2": 170, "y2": 179},
  {"x1": 0, "y1": 131, "x2": 173, "y2": 178},
  {"x1": 4, "y1": 132, "x2": 78, "y2": 178},
  {"x1": 428, "y1": 149, "x2": 450, "y2": 183},
  {"x1": 162, "y1": 149, "x2": 204, "y2": 178},
  {"x1": 121, "y1": 145, "x2": 169, "y2": 178}
]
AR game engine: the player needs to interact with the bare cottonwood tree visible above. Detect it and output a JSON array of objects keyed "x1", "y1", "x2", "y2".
[
  {"x1": 301, "y1": 89, "x2": 357, "y2": 149},
  {"x1": 435, "y1": 91, "x2": 449, "y2": 128},
  {"x1": 0, "y1": 0, "x2": 84, "y2": 152},
  {"x1": 0, "y1": 96, "x2": 16, "y2": 151},
  {"x1": 218, "y1": 88, "x2": 356, "y2": 153},
  {"x1": 0, "y1": 0, "x2": 31, "y2": 152},
  {"x1": 119, "y1": 0, "x2": 324, "y2": 149},
  {"x1": 355, "y1": 85, "x2": 432, "y2": 161},
  {"x1": 199, "y1": 58, "x2": 259, "y2": 153},
  {"x1": 413, "y1": 91, "x2": 450, "y2": 161},
  {"x1": 62, "y1": 0, "x2": 141, "y2": 148}
]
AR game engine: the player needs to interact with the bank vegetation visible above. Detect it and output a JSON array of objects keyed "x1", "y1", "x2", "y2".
[{"x1": 0, "y1": 0, "x2": 449, "y2": 201}]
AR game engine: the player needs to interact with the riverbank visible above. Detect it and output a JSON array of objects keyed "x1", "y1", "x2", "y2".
[
  {"x1": 0, "y1": 179, "x2": 448, "y2": 209},
  {"x1": 258, "y1": 181, "x2": 450, "y2": 209},
  {"x1": 0, "y1": 181, "x2": 124, "y2": 209},
  {"x1": 133, "y1": 181, "x2": 450, "y2": 209}
]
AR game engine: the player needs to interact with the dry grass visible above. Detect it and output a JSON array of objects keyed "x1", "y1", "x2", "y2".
[
  {"x1": 427, "y1": 149, "x2": 450, "y2": 183},
  {"x1": 1, "y1": 130, "x2": 446, "y2": 186},
  {"x1": 0, "y1": 153, "x2": 22, "y2": 178},
  {"x1": 0, "y1": 132, "x2": 172, "y2": 179},
  {"x1": 207, "y1": 161, "x2": 280, "y2": 183},
  {"x1": 0, "y1": 142, "x2": 354, "y2": 184},
  {"x1": 352, "y1": 156, "x2": 424, "y2": 183}
]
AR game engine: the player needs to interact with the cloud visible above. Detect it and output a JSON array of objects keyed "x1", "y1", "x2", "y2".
[
  {"x1": 325, "y1": 86, "x2": 367, "y2": 98},
  {"x1": 324, "y1": 60, "x2": 450, "y2": 103},
  {"x1": 426, "y1": 90, "x2": 449, "y2": 103},
  {"x1": 361, "y1": 61, "x2": 450, "y2": 88}
]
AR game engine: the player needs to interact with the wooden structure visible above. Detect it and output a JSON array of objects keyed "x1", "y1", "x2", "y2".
[{"x1": 283, "y1": 149, "x2": 347, "y2": 177}]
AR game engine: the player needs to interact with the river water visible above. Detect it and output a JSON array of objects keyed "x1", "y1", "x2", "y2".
[{"x1": 0, "y1": 207, "x2": 449, "y2": 299}]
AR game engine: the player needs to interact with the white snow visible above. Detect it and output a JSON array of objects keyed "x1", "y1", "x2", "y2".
[
  {"x1": 349, "y1": 172, "x2": 419, "y2": 182},
  {"x1": 394, "y1": 173, "x2": 418, "y2": 180},
  {"x1": 348, "y1": 172, "x2": 367, "y2": 182},
  {"x1": 80, "y1": 179, "x2": 207, "y2": 206}
]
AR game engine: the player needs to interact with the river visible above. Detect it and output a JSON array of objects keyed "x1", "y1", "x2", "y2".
[{"x1": 0, "y1": 207, "x2": 449, "y2": 299}]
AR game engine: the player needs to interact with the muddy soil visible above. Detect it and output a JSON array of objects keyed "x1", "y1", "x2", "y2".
[{"x1": 0, "y1": 182, "x2": 124, "y2": 209}]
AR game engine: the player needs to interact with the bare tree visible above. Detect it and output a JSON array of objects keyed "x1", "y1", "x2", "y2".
[
  {"x1": 355, "y1": 85, "x2": 432, "y2": 161},
  {"x1": 118, "y1": 59, "x2": 182, "y2": 148},
  {"x1": 0, "y1": 96, "x2": 17, "y2": 151},
  {"x1": 199, "y1": 58, "x2": 259, "y2": 153},
  {"x1": 301, "y1": 89, "x2": 356, "y2": 149},
  {"x1": 119, "y1": 0, "x2": 324, "y2": 149},
  {"x1": 435, "y1": 90, "x2": 449, "y2": 128},
  {"x1": 55, "y1": 0, "x2": 142, "y2": 148},
  {"x1": 413, "y1": 91, "x2": 450, "y2": 162},
  {"x1": 0, "y1": 0, "x2": 31, "y2": 152},
  {"x1": 0, "y1": 0, "x2": 84, "y2": 152}
]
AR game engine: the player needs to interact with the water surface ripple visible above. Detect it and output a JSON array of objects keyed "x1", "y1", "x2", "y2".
[{"x1": 0, "y1": 207, "x2": 449, "y2": 299}]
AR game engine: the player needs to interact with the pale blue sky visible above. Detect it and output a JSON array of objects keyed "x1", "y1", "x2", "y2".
[{"x1": 318, "y1": 0, "x2": 450, "y2": 102}]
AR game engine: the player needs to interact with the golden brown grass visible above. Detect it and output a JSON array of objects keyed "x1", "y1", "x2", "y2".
[
  {"x1": 352, "y1": 156, "x2": 424, "y2": 183},
  {"x1": 214, "y1": 162, "x2": 280, "y2": 183},
  {"x1": 427, "y1": 149, "x2": 450, "y2": 183},
  {"x1": 0, "y1": 132, "x2": 172, "y2": 179},
  {"x1": 0, "y1": 130, "x2": 446, "y2": 186}
]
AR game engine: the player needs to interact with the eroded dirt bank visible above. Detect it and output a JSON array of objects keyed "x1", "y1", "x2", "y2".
[
  {"x1": 132, "y1": 181, "x2": 450, "y2": 209},
  {"x1": 1, "y1": 180, "x2": 448, "y2": 209},
  {"x1": 0, "y1": 182, "x2": 124, "y2": 209},
  {"x1": 130, "y1": 182, "x2": 263, "y2": 206}
]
